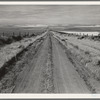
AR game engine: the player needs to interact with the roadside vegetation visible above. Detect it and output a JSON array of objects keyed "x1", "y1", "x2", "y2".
[{"x1": 0, "y1": 27, "x2": 46, "y2": 47}]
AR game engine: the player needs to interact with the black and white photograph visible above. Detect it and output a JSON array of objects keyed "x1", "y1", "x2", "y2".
[{"x1": 0, "y1": 1, "x2": 100, "y2": 95}]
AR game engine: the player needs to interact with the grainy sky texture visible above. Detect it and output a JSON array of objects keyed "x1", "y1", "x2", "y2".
[{"x1": 0, "y1": 5, "x2": 100, "y2": 26}]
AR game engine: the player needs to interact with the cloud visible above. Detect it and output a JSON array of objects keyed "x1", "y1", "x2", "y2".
[{"x1": 0, "y1": 5, "x2": 100, "y2": 26}]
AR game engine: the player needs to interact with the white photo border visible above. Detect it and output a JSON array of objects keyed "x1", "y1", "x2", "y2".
[{"x1": 0, "y1": 1, "x2": 99, "y2": 99}]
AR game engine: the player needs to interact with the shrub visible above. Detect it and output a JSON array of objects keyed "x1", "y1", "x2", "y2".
[
  {"x1": 85, "y1": 51, "x2": 90, "y2": 55},
  {"x1": 0, "y1": 36, "x2": 12, "y2": 44},
  {"x1": 12, "y1": 35, "x2": 22, "y2": 41}
]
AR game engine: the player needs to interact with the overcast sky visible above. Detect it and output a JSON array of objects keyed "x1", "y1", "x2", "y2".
[{"x1": 0, "y1": 5, "x2": 100, "y2": 26}]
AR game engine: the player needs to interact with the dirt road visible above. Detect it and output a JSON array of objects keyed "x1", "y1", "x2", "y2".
[
  {"x1": 52, "y1": 36, "x2": 90, "y2": 93},
  {"x1": 0, "y1": 31, "x2": 91, "y2": 93},
  {"x1": 13, "y1": 34, "x2": 50, "y2": 93}
]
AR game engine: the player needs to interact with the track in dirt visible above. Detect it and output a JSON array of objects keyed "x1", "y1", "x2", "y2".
[
  {"x1": 0, "y1": 31, "x2": 92, "y2": 93},
  {"x1": 51, "y1": 35, "x2": 90, "y2": 93}
]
